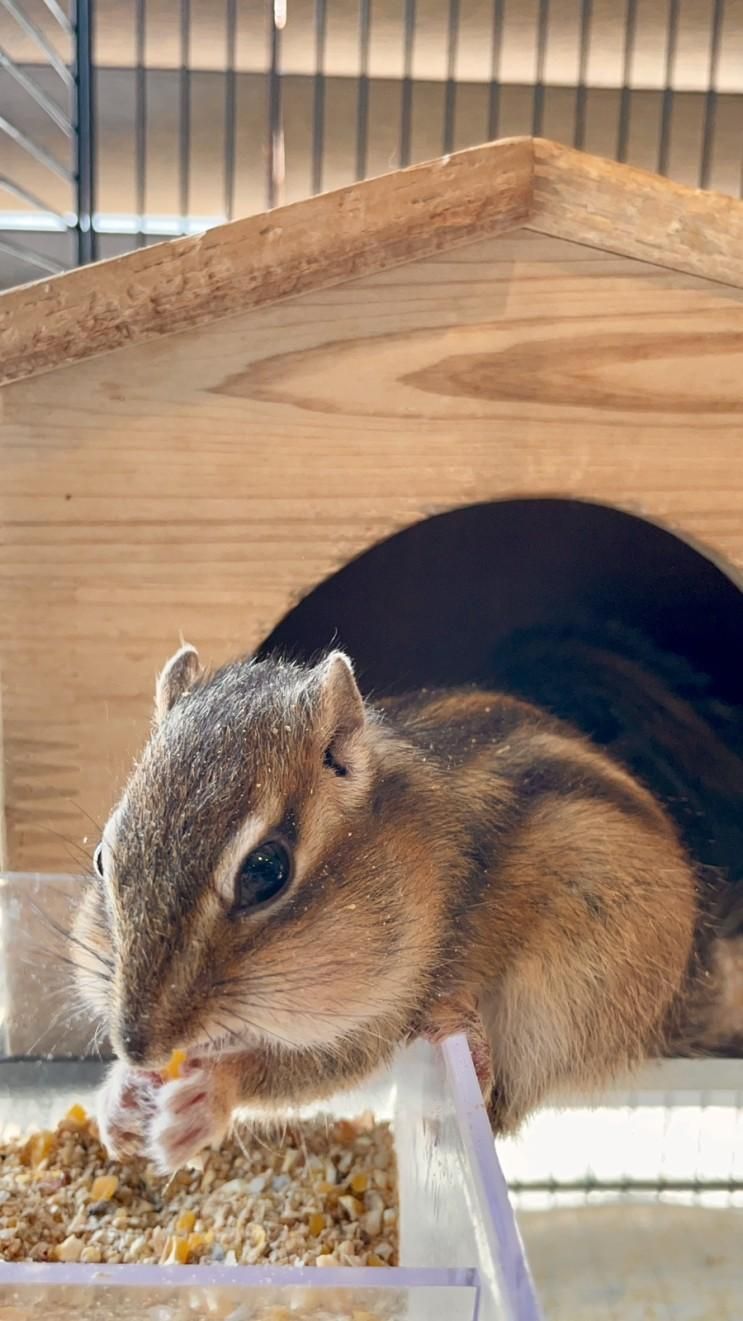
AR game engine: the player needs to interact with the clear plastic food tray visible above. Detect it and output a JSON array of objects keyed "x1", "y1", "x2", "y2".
[{"x1": 0, "y1": 874, "x2": 541, "y2": 1320}]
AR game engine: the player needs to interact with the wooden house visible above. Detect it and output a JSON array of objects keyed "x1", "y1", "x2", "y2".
[{"x1": 2, "y1": 136, "x2": 743, "y2": 872}]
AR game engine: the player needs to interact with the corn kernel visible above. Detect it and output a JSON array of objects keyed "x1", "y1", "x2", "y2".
[
  {"x1": 367, "y1": 1254, "x2": 385, "y2": 1267},
  {"x1": 162, "y1": 1049, "x2": 188, "y2": 1082},
  {"x1": 186, "y1": 1231, "x2": 208, "y2": 1254},
  {"x1": 160, "y1": 1235, "x2": 190, "y2": 1265},
  {"x1": 350, "y1": 1171, "x2": 369, "y2": 1194},
  {"x1": 308, "y1": 1212, "x2": 326, "y2": 1236},
  {"x1": 90, "y1": 1175, "x2": 118, "y2": 1202},
  {"x1": 64, "y1": 1104, "x2": 88, "y2": 1126},
  {"x1": 176, "y1": 1209, "x2": 196, "y2": 1234},
  {"x1": 21, "y1": 1131, "x2": 55, "y2": 1168}
]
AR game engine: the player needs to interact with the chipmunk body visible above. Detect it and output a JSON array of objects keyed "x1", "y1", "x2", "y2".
[{"x1": 75, "y1": 643, "x2": 727, "y2": 1172}]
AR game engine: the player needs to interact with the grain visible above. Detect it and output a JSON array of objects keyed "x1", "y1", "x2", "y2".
[{"x1": 0, "y1": 1104, "x2": 398, "y2": 1268}]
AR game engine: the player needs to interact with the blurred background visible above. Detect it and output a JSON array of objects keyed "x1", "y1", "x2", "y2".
[{"x1": 2, "y1": 0, "x2": 743, "y2": 289}]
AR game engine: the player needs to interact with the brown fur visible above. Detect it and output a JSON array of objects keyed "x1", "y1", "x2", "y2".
[{"x1": 74, "y1": 648, "x2": 712, "y2": 1149}]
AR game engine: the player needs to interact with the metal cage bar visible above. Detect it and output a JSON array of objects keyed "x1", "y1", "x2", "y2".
[
  {"x1": 224, "y1": 0, "x2": 237, "y2": 220},
  {"x1": 73, "y1": 0, "x2": 96, "y2": 264},
  {"x1": 3, "y1": 0, "x2": 743, "y2": 292},
  {"x1": 443, "y1": 0, "x2": 460, "y2": 155},
  {"x1": 532, "y1": 0, "x2": 550, "y2": 138},
  {"x1": 355, "y1": 0, "x2": 371, "y2": 181},
  {"x1": 399, "y1": 0, "x2": 416, "y2": 169},
  {"x1": 134, "y1": 0, "x2": 146, "y2": 245}
]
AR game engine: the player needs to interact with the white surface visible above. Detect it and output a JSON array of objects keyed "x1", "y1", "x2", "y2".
[{"x1": 518, "y1": 1202, "x2": 743, "y2": 1321}]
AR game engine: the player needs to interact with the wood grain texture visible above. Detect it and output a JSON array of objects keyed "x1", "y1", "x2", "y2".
[
  {"x1": 531, "y1": 138, "x2": 743, "y2": 289},
  {"x1": 3, "y1": 229, "x2": 743, "y2": 870},
  {"x1": 6, "y1": 135, "x2": 743, "y2": 390},
  {"x1": 0, "y1": 137, "x2": 532, "y2": 387}
]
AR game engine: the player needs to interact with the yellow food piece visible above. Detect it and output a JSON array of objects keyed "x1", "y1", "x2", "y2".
[
  {"x1": 64, "y1": 1104, "x2": 88, "y2": 1126},
  {"x1": 308, "y1": 1212, "x2": 326, "y2": 1236},
  {"x1": 162, "y1": 1049, "x2": 188, "y2": 1082},
  {"x1": 176, "y1": 1209, "x2": 196, "y2": 1234},
  {"x1": 90, "y1": 1175, "x2": 119, "y2": 1201},
  {"x1": 160, "y1": 1234, "x2": 190, "y2": 1265},
  {"x1": 367, "y1": 1254, "x2": 385, "y2": 1267},
  {"x1": 55, "y1": 1234, "x2": 84, "y2": 1262},
  {"x1": 187, "y1": 1231, "x2": 211, "y2": 1255},
  {"x1": 21, "y1": 1130, "x2": 55, "y2": 1168},
  {"x1": 350, "y1": 1171, "x2": 369, "y2": 1194}
]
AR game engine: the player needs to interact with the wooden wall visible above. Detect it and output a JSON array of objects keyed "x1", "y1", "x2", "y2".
[{"x1": 2, "y1": 226, "x2": 743, "y2": 870}]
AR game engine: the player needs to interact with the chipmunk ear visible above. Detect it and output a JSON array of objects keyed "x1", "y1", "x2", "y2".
[
  {"x1": 155, "y1": 643, "x2": 202, "y2": 722},
  {"x1": 315, "y1": 651, "x2": 366, "y2": 776}
]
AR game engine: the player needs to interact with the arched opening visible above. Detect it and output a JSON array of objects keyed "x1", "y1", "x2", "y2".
[{"x1": 259, "y1": 498, "x2": 743, "y2": 708}]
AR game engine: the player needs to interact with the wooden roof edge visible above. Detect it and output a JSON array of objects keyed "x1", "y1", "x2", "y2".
[
  {"x1": 530, "y1": 138, "x2": 743, "y2": 290},
  {"x1": 0, "y1": 136, "x2": 533, "y2": 387},
  {"x1": 3, "y1": 136, "x2": 743, "y2": 387}
]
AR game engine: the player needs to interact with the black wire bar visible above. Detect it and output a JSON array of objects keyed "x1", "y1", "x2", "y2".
[
  {"x1": 224, "y1": 0, "x2": 237, "y2": 219},
  {"x1": 134, "y1": 0, "x2": 146, "y2": 245},
  {"x1": 488, "y1": 0, "x2": 505, "y2": 141},
  {"x1": 179, "y1": 0, "x2": 191, "y2": 231},
  {"x1": 657, "y1": 0, "x2": 680, "y2": 177},
  {"x1": 574, "y1": 0, "x2": 592, "y2": 150},
  {"x1": 267, "y1": 0, "x2": 285, "y2": 209},
  {"x1": 443, "y1": 0, "x2": 460, "y2": 154},
  {"x1": 700, "y1": 0, "x2": 724, "y2": 190},
  {"x1": 400, "y1": 0, "x2": 415, "y2": 168},
  {"x1": 73, "y1": 0, "x2": 96, "y2": 264},
  {"x1": 355, "y1": 0, "x2": 371, "y2": 181},
  {"x1": 532, "y1": 0, "x2": 549, "y2": 137},
  {"x1": 312, "y1": 0, "x2": 327, "y2": 194},
  {"x1": 616, "y1": 0, "x2": 638, "y2": 163}
]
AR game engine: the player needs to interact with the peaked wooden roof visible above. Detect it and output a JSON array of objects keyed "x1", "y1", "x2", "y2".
[{"x1": 3, "y1": 136, "x2": 743, "y2": 387}]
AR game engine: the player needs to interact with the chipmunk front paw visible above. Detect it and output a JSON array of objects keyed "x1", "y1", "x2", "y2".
[
  {"x1": 96, "y1": 1059, "x2": 160, "y2": 1162},
  {"x1": 97, "y1": 1059, "x2": 237, "y2": 1174},
  {"x1": 147, "y1": 1063, "x2": 235, "y2": 1174},
  {"x1": 420, "y1": 995, "x2": 495, "y2": 1104}
]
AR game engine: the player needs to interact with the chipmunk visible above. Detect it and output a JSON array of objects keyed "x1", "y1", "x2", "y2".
[{"x1": 73, "y1": 640, "x2": 739, "y2": 1174}]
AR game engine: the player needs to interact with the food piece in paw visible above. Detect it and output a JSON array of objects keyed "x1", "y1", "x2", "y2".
[{"x1": 161, "y1": 1048, "x2": 188, "y2": 1082}]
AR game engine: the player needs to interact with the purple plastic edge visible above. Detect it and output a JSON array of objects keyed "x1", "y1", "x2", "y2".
[
  {"x1": 442, "y1": 1035, "x2": 543, "y2": 1321},
  {"x1": 0, "y1": 1261, "x2": 478, "y2": 1291}
]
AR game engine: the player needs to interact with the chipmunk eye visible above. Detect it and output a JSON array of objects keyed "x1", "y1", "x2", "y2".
[
  {"x1": 234, "y1": 840, "x2": 292, "y2": 912},
  {"x1": 93, "y1": 842, "x2": 105, "y2": 880}
]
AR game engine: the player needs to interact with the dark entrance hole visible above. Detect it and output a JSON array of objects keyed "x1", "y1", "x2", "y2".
[{"x1": 259, "y1": 498, "x2": 743, "y2": 709}]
